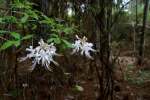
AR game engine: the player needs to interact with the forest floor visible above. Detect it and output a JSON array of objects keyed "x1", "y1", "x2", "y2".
[
  {"x1": 1, "y1": 56, "x2": 150, "y2": 100},
  {"x1": 62, "y1": 56, "x2": 150, "y2": 100}
]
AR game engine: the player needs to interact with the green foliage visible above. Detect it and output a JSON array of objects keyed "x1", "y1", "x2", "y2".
[
  {"x1": 10, "y1": 32, "x2": 21, "y2": 40},
  {"x1": 20, "y1": 14, "x2": 29, "y2": 24},
  {"x1": 72, "y1": 85, "x2": 84, "y2": 92},
  {"x1": 0, "y1": 0, "x2": 38, "y2": 51},
  {"x1": 12, "y1": 0, "x2": 34, "y2": 9},
  {"x1": 0, "y1": 32, "x2": 33, "y2": 51},
  {"x1": 40, "y1": 14, "x2": 56, "y2": 26},
  {"x1": 0, "y1": 0, "x2": 4, "y2": 3},
  {"x1": 47, "y1": 33, "x2": 73, "y2": 50},
  {"x1": 21, "y1": 34, "x2": 33, "y2": 40},
  {"x1": 0, "y1": 16, "x2": 17, "y2": 24},
  {"x1": 0, "y1": 0, "x2": 40, "y2": 29},
  {"x1": 0, "y1": 0, "x2": 75, "y2": 52},
  {"x1": 74, "y1": 85, "x2": 84, "y2": 92},
  {"x1": 41, "y1": 14, "x2": 75, "y2": 34},
  {"x1": 0, "y1": 30, "x2": 10, "y2": 35},
  {"x1": 41, "y1": 14, "x2": 75, "y2": 50},
  {"x1": 0, "y1": 40, "x2": 17, "y2": 50},
  {"x1": 124, "y1": 64, "x2": 150, "y2": 85},
  {"x1": 11, "y1": 0, "x2": 40, "y2": 28}
]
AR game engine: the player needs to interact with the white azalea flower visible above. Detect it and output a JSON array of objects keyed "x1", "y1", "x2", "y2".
[
  {"x1": 72, "y1": 35, "x2": 96, "y2": 59},
  {"x1": 71, "y1": 40, "x2": 81, "y2": 54},
  {"x1": 20, "y1": 39, "x2": 59, "y2": 71}
]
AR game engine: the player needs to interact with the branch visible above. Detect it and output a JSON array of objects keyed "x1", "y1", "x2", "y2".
[
  {"x1": 0, "y1": 36, "x2": 7, "y2": 41},
  {"x1": 119, "y1": 23, "x2": 150, "y2": 29},
  {"x1": 110, "y1": 0, "x2": 134, "y2": 30}
]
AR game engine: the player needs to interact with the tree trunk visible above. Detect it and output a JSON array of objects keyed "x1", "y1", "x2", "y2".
[
  {"x1": 138, "y1": 0, "x2": 149, "y2": 65},
  {"x1": 94, "y1": 0, "x2": 114, "y2": 100}
]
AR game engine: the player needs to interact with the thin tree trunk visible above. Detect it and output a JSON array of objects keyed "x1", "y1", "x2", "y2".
[
  {"x1": 94, "y1": 0, "x2": 114, "y2": 100},
  {"x1": 138, "y1": 0, "x2": 149, "y2": 65},
  {"x1": 133, "y1": 0, "x2": 138, "y2": 57}
]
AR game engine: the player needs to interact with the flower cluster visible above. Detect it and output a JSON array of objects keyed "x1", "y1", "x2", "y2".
[
  {"x1": 71, "y1": 35, "x2": 96, "y2": 59},
  {"x1": 20, "y1": 35, "x2": 96, "y2": 71},
  {"x1": 20, "y1": 39, "x2": 59, "y2": 71}
]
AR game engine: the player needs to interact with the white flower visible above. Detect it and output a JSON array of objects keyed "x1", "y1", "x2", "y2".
[
  {"x1": 72, "y1": 35, "x2": 96, "y2": 59},
  {"x1": 20, "y1": 39, "x2": 59, "y2": 71},
  {"x1": 71, "y1": 40, "x2": 81, "y2": 54}
]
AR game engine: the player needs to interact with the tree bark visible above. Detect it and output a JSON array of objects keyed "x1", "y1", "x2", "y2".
[
  {"x1": 94, "y1": 0, "x2": 114, "y2": 100},
  {"x1": 138, "y1": 0, "x2": 149, "y2": 65}
]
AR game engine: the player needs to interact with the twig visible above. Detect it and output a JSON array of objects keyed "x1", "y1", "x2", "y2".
[
  {"x1": 0, "y1": 7, "x2": 10, "y2": 11},
  {"x1": 0, "y1": 36, "x2": 7, "y2": 41},
  {"x1": 110, "y1": 0, "x2": 134, "y2": 29}
]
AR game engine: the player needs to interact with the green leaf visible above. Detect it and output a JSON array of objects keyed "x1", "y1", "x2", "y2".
[
  {"x1": 10, "y1": 32, "x2": 21, "y2": 39},
  {"x1": 22, "y1": 34, "x2": 33, "y2": 40},
  {"x1": 74, "y1": 85, "x2": 84, "y2": 92},
  {"x1": 50, "y1": 34, "x2": 59, "y2": 38},
  {"x1": 47, "y1": 38, "x2": 61, "y2": 44},
  {"x1": 3, "y1": 16, "x2": 17, "y2": 24},
  {"x1": 51, "y1": 29, "x2": 60, "y2": 33},
  {"x1": 62, "y1": 39, "x2": 72, "y2": 48},
  {"x1": 0, "y1": 40, "x2": 21, "y2": 51},
  {"x1": 0, "y1": 18, "x2": 3, "y2": 23},
  {"x1": 31, "y1": 24, "x2": 37, "y2": 30},
  {"x1": 30, "y1": 11, "x2": 38, "y2": 20},
  {"x1": 0, "y1": 30, "x2": 9, "y2": 35},
  {"x1": 54, "y1": 38, "x2": 61, "y2": 44},
  {"x1": 21, "y1": 14, "x2": 29, "y2": 23},
  {"x1": 47, "y1": 38, "x2": 55, "y2": 43},
  {"x1": 64, "y1": 27, "x2": 73, "y2": 34},
  {"x1": 0, "y1": 40, "x2": 14, "y2": 51},
  {"x1": 13, "y1": 40, "x2": 21, "y2": 47}
]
